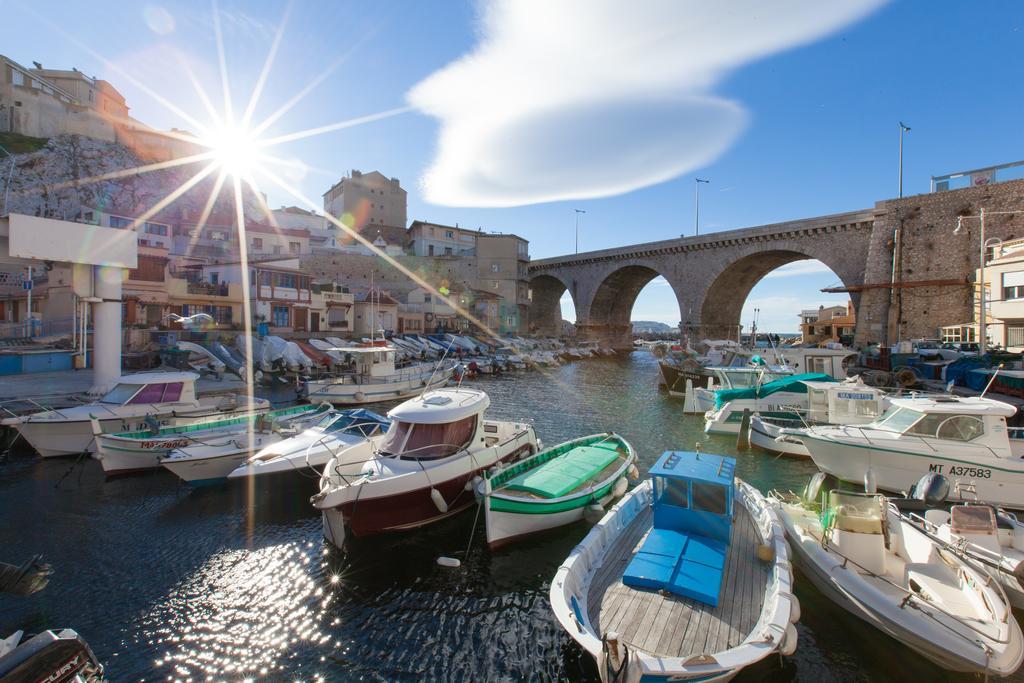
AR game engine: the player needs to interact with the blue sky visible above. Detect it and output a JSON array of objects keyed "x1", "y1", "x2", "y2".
[{"x1": 4, "y1": 1, "x2": 1023, "y2": 331}]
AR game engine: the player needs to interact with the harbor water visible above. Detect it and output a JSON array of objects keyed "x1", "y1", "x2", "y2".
[{"x1": 0, "y1": 351, "x2": 996, "y2": 681}]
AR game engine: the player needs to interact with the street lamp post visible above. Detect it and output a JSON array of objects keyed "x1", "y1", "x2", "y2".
[
  {"x1": 898, "y1": 122, "x2": 911, "y2": 198},
  {"x1": 695, "y1": 178, "x2": 710, "y2": 235},
  {"x1": 574, "y1": 209, "x2": 586, "y2": 254},
  {"x1": 953, "y1": 207, "x2": 1024, "y2": 353}
]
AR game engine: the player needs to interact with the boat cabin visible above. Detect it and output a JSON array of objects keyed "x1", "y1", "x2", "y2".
[
  {"x1": 864, "y1": 396, "x2": 1022, "y2": 456},
  {"x1": 378, "y1": 388, "x2": 488, "y2": 460},
  {"x1": 623, "y1": 450, "x2": 735, "y2": 606},
  {"x1": 344, "y1": 347, "x2": 400, "y2": 379},
  {"x1": 803, "y1": 381, "x2": 887, "y2": 425},
  {"x1": 317, "y1": 409, "x2": 391, "y2": 438},
  {"x1": 98, "y1": 371, "x2": 198, "y2": 405}
]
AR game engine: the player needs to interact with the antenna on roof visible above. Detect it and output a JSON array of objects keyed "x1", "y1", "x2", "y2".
[{"x1": 980, "y1": 363, "x2": 1004, "y2": 399}]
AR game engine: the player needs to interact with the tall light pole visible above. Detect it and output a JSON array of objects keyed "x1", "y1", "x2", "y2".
[
  {"x1": 898, "y1": 122, "x2": 911, "y2": 198},
  {"x1": 574, "y1": 209, "x2": 586, "y2": 254},
  {"x1": 695, "y1": 178, "x2": 710, "y2": 235}
]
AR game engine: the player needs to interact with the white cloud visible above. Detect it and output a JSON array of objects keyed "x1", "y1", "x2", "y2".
[
  {"x1": 408, "y1": 0, "x2": 885, "y2": 207},
  {"x1": 762, "y1": 260, "x2": 835, "y2": 279}
]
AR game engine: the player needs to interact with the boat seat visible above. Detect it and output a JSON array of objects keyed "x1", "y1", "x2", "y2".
[
  {"x1": 622, "y1": 528, "x2": 727, "y2": 606},
  {"x1": 905, "y1": 563, "x2": 974, "y2": 614},
  {"x1": 504, "y1": 443, "x2": 620, "y2": 499}
]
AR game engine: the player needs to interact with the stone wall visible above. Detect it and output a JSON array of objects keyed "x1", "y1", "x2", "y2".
[{"x1": 855, "y1": 179, "x2": 1024, "y2": 345}]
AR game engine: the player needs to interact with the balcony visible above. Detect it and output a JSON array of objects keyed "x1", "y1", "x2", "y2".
[
  {"x1": 187, "y1": 281, "x2": 230, "y2": 296},
  {"x1": 322, "y1": 290, "x2": 355, "y2": 306}
]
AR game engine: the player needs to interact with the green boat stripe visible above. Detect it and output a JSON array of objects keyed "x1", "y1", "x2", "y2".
[
  {"x1": 111, "y1": 403, "x2": 322, "y2": 439},
  {"x1": 800, "y1": 431, "x2": 1024, "y2": 474},
  {"x1": 490, "y1": 478, "x2": 619, "y2": 514}
]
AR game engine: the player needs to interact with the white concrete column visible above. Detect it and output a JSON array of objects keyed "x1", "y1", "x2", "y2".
[{"x1": 91, "y1": 265, "x2": 123, "y2": 393}]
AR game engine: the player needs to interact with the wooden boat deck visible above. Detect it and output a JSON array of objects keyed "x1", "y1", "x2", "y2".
[{"x1": 586, "y1": 503, "x2": 769, "y2": 657}]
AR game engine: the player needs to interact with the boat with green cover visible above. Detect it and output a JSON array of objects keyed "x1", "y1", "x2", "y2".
[
  {"x1": 92, "y1": 403, "x2": 326, "y2": 476},
  {"x1": 478, "y1": 433, "x2": 637, "y2": 548}
]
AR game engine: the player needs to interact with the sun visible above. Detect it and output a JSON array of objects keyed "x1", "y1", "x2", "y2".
[{"x1": 204, "y1": 124, "x2": 260, "y2": 178}]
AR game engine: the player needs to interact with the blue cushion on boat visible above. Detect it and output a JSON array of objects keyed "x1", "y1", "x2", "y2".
[
  {"x1": 623, "y1": 552, "x2": 677, "y2": 591},
  {"x1": 640, "y1": 528, "x2": 689, "y2": 558},
  {"x1": 682, "y1": 535, "x2": 727, "y2": 570},
  {"x1": 669, "y1": 560, "x2": 724, "y2": 607}
]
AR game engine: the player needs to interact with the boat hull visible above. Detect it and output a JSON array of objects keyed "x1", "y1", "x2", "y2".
[
  {"x1": 305, "y1": 370, "x2": 449, "y2": 405},
  {"x1": 801, "y1": 432, "x2": 1024, "y2": 507},
  {"x1": 321, "y1": 441, "x2": 534, "y2": 547},
  {"x1": 750, "y1": 418, "x2": 809, "y2": 458}
]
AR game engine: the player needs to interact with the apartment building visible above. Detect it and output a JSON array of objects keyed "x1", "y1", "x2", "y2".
[
  {"x1": 476, "y1": 233, "x2": 530, "y2": 334},
  {"x1": 407, "y1": 221, "x2": 478, "y2": 257},
  {"x1": 323, "y1": 170, "x2": 407, "y2": 232},
  {"x1": 799, "y1": 302, "x2": 855, "y2": 345}
]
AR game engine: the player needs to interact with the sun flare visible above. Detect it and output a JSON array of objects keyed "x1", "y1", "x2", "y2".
[{"x1": 204, "y1": 124, "x2": 260, "y2": 178}]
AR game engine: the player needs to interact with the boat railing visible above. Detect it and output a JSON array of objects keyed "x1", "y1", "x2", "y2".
[
  {"x1": 0, "y1": 396, "x2": 88, "y2": 421},
  {"x1": 816, "y1": 503, "x2": 1015, "y2": 642}
]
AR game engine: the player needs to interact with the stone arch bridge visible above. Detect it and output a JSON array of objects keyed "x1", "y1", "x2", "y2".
[{"x1": 528, "y1": 209, "x2": 875, "y2": 349}]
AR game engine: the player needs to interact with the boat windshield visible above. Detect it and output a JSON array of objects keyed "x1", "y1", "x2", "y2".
[
  {"x1": 379, "y1": 415, "x2": 476, "y2": 459},
  {"x1": 870, "y1": 406, "x2": 923, "y2": 433},
  {"x1": 100, "y1": 383, "x2": 144, "y2": 404}
]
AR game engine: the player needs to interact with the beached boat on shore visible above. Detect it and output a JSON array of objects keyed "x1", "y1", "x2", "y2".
[
  {"x1": 551, "y1": 450, "x2": 798, "y2": 682},
  {"x1": 93, "y1": 403, "x2": 319, "y2": 476},
  {"x1": 478, "y1": 433, "x2": 637, "y2": 548}
]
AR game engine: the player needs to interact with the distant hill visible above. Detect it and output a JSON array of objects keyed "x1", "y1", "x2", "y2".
[{"x1": 632, "y1": 320, "x2": 676, "y2": 334}]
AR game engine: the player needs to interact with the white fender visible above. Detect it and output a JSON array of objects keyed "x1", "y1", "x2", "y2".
[
  {"x1": 628, "y1": 464, "x2": 640, "y2": 481},
  {"x1": 612, "y1": 476, "x2": 629, "y2": 499},
  {"x1": 780, "y1": 623, "x2": 798, "y2": 656},
  {"x1": 788, "y1": 595, "x2": 801, "y2": 624},
  {"x1": 584, "y1": 503, "x2": 606, "y2": 524},
  {"x1": 430, "y1": 488, "x2": 448, "y2": 514},
  {"x1": 353, "y1": 391, "x2": 366, "y2": 403},
  {"x1": 465, "y1": 475, "x2": 482, "y2": 492},
  {"x1": 864, "y1": 467, "x2": 877, "y2": 494}
]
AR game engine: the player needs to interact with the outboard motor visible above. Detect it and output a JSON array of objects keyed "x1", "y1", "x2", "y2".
[
  {"x1": 801, "y1": 471, "x2": 838, "y2": 507},
  {"x1": 0, "y1": 628, "x2": 103, "y2": 682},
  {"x1": 908, "y1": 472, "x2": 950, "y2": 506}
]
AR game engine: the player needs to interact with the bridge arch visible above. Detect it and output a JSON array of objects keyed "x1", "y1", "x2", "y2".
[
  {"x1": 581, "y1": 263, "x2": 677, "y2": 349},
  {"x1": 528, "y1": 273, "x2": 575, "y2": 336},
  {"x1": 698, "y1": 249, "x2": 859, "y2": 340}
]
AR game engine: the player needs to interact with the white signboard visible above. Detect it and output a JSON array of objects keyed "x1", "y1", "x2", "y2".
[{"x1": 7, "y1": 214, "x2": 138, "y2": 269}]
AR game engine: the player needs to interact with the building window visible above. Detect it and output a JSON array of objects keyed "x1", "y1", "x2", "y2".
[
  {"x1": 1008, "y1": 325, "x2": 1024, "y2": 348},
  {"x1": 289, "y1": 241, "x2": 300, "y2": 254},
  {"x1": 252, "y1": 238, "x2": 263, "y2": 250},
  {"x1": 12, "y1": 71, "x2": 23, "y2": 86},
  {"x1": 445, "y1": 231, "x2": 454, "y2": 239},
  {"x1": 209, "y1": 230, "x2": 227, "y2": 241},
  {"x1": 493, "y1": 281, "x2": 499, "y2": 289},
  {"x1": 109, "y1": 215, "x2": 132, "y2": 229},
  {"x1": 272, "y1": 305, "x2": 290, "y2": 327},
  {"x1": 210, "y1": 272, "x2": 219, "y2": 285},
  {"x1": 491, "y1": 263, "x2": 500, "y2": 273},
  {"x1": 30, "y1": 79, "x2": 41, "y2": 90},
  {"x1": 144, "y1": 222, "x2": 168, "y2": 236},
  {"x1": 1003, "y1": 272, "x2": 1024, "y2": 300},
  {"x1": 182, "y1": 304, "x2": 232, "y2": 325},
  {"x1": 275, "y1": 273, "x2": 298, "y2": 289},
  {"x1": 444, "y1": 247, "x2": 453, "y2": 256},
  {"x1": 273, "y1": 245, "x2": 282, "y2": 255}
]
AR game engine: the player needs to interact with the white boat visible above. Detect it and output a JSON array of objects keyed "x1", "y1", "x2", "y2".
[
  {"x1": 788, "y1": 395, "x2": 1024, "y2": 507},
  {"x1": 304, "y1": 346, "x2": 452, "y2": 404},
  {"x1": 311, "y1": 388, "x2": 538, "y2": 547},
  {"x1": 550, "y1": 449, "x2": 798, "y2": 683},
  {"x1": 226, "y1": 408, "x2": 391, "y2": 483},
  {"x1": 745, "y1": 381, "x2": 889, "y2": 457},
  {"x1": 771, "y1": 481, "x2": 1024, "y2": 675},
  {"x1": 704, "y1": 372, "x2": 835, "y2": 435},
  {"x1": 892, "y1": 473, "x2": 1024, "y2": 610},
  {"x1": 478, "y1": 433, "x2": 637, "y2": 548},
  {"x1": 691, "y1": 366, "x2": 796, "y2": 412},
  {"x1": 159, "y1": 404, "x2": 340, "y2": 485},
  {"x1": 0, "y1": 372, "x2": 262, "y2": 458},
  {"x1": 92, "y1": 402, "x2": 312, "y2": 476}
]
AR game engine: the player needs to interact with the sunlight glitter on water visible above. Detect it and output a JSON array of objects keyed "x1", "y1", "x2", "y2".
[{"x1": 140, "y1": 541, "x2": 329, "y2": 679}]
